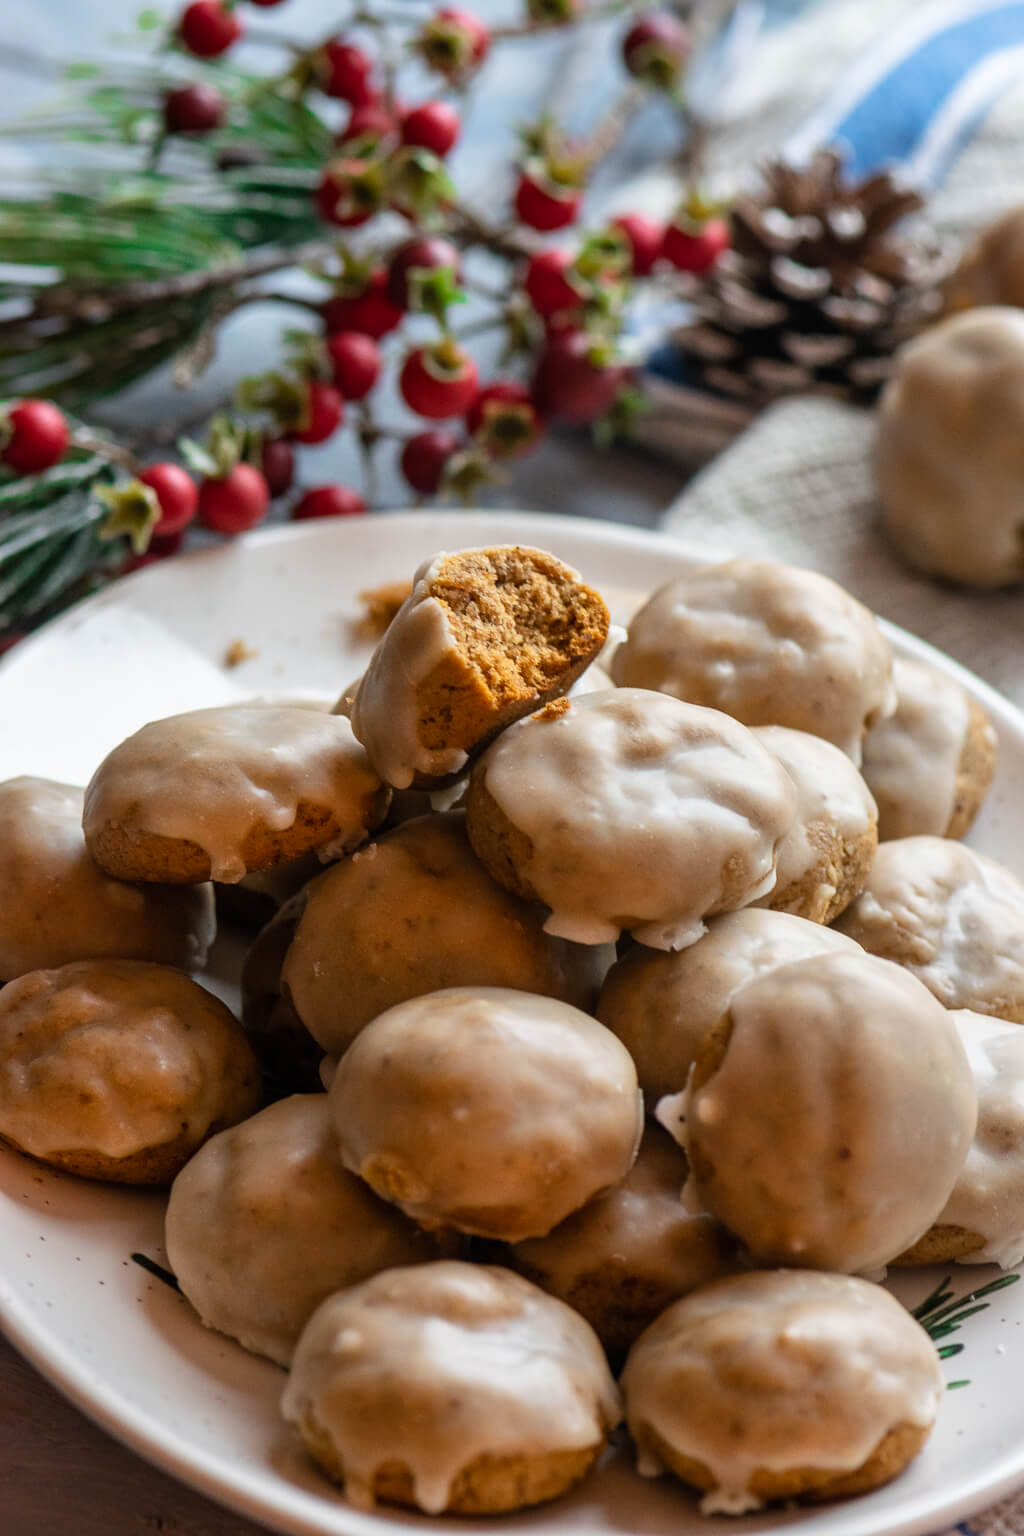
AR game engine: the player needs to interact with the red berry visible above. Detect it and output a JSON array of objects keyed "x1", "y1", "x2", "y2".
[
  {"x1": 164, "y1": 82, "x2": 225, "y2": 135},
  {"x1": 249, "y1": 0, "x2": 288, "y2": 6},
  {"x1": 622, "y1": 11, "x2": 690, "y2": 88},
  {"x1": 290, "y1": 382, "x2": 344, "y2": 445},
  {"x1": 400, "y1": 429, "x2": 459, "y2": 494},
  {"x1": 524, "y1": 248, "x2": 580, "y2": 316},
  {"x1": 466, "y1": 381, "x2": 544, "y2": 459},
  {"x1": 515, "y1": 173, "x2": 582, "y2": 232},
  {"x1": 291, "y1": 484, "x2": 367, "y2": 521},
  {"x1": 661, "y1": 214, "x2": 730, "y2": 274},
  {"x1": 315, "y1": 160, "x2": 382, "y2": 228},
  {"x1": 338, "y1": 98, "x2": 399, "y2": 147},
  {"x1": 321, "y1": 40, "x2": 375, "y2": 104},
  {"x1": 531, "y1": 331, "x2": 625, "y2": 424},
  {"x1": 0, "y1": 632, "x2": 24, "y2": 657},
  {"x1": 179, "y1": 1, "x2": 242, "y2": 58},
  {"x1": 612, "y1": 212, "x2": 664, "y2": 276},
  {"x1": 400, "y1": 100, "x2": 461, "y2": 158},
  {"x1": 386, "y1": 236, "x2": 461, "y2": 310},
  {"x1": 1, "y1": 399, "x2": 70, "y2": 474},
  {"x1": 259, "y1": 438, "x2": 295, "y2": 498},
  {"x1": 121, "y1": 529, "x2": 187, "y2": 575},
  {"x1": 198, "y1": 464, "x2": 269, "y2": 535},
  {"x1": 419, "y1": 7, "x2": 490, "y2": 78},
  {"x1": 400, "y1": 342, "x2": 479, "y2": 420},
  {"x1": 139, "y1": 463, "x2": 198, "y2": 537},
  {"x1": 321, "y1": 269, "x2": 403, "y2": 338},
  {"x1": 325, "y1": 332, "x2": 381, "y2": 402}
]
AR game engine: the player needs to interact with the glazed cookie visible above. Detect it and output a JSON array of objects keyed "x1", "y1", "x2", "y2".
[
  {"x1": 612, "y1": 558, "x2": 894, "y2": 763},
  {"x1": 350, "y1": 545, "x2": 609, "y2": 790},
  {"x1": 241, "y1": 892, "x2": 324, "y2": 1096},
  {"x1": 508, "y1": 1125, "x2": 737, "y2": 1360},
  {"x1": 281, "y1": 812, "x2": 612, "y2": 1058},
  {"x1": 0, "y1": 777, "x2": 215, "y2": 980},
  {"x1": 282, "y1": 1262, "x2": 621, "y2": 1515},
  {"x1": 466, "y1": 689, "x2": 797, "y2": 950},
  {"x1": 945, "y1": 203, "x2": 1024, "y2": 314},
  {"x1": 0, "y1": 959, "x2": 261, "y2": 1184},
  {"x1": 860, "y1": 657, "x2": 997, "y2": 841},
  {"x1": 834, "y1": 837, "x2": 1024, "y2": 1022},
  {"x1": 622, "y1": 1270, "x2": 943, "y2": 1515},
  {"x1": 330, "y1": 987, "x2": 643, "y2": 1241},
  {"x1": 750, "y1": 727, "x2": 878, "y2": 924},
  {"x1": 166, "y1": 1095, "x2": 450, "y2": 1365},
  {"x1": 672, "y1": 950, "x2": 976, "y2": 1273},
  {"x1": 597, "y1": 908, "x2": 861, "y2": 1106},
  {"x1": 83, "y1": 705, "x2": 390, "y2": 885}
]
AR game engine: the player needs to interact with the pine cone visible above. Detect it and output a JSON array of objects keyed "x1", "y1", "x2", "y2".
[{"x1": 675, "y1": 150, "x2": 950, "y2": 407}]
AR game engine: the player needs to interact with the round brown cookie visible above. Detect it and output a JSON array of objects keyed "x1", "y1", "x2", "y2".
[
  {"x1": 282, "y1": 1262, "x2": 621, "y2": 1514},
  {"x1": 241, "y1": 891, "x2": 324, "y2": 1096},
  {"x1": 281, "y1": 811, "x2": 611, "y2": 1058},
  {"x1": 349, "y1": 545, "x2": 609, "y2": 790},
  {"x1": 84, "y1": 706, "x2": 389, "y2": 885},
  {"x1": 0, "y1": 776, "x2": 215, "y2": 980},
  {"x1": 950, "y1": 696, "x2": 999, "y2": 839},
  {"x1": 621, "y1": 1270, "x2": 943, "y2": 1515},
  {"x1": 0, "y1": 959, "x2": 261, "y2": 1185},
  {"x1": 891, "y1": 1224, "x2": 986, "y2": 1267}
]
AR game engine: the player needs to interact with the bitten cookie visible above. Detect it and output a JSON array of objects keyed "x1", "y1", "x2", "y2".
[
  {"x1": 282, "y1": 1262, "x2": 621, "y2": 1514},
  {"x1": 466, "y1": 689, "x2": 797, "y2": 950},
  {"x1": 0, "y1": 776, "x2": 215, "y2": 980},
  {"x1": 83, "y1": 706, "x2": 389, "y2": 884},
  {"x1": 860, "y1": 657, "x2": 996, "y2": 841},
  {"x1": 330, "y1": 987, "x2": 643, "y2": 1241},
  {"x1": 622, "y1": 1271, "x2": 943, "y2": 1515},
  {"x1": 612, "y1": 558, "x2": 894, "y2": 763},
  {"x1": 350, "y1": 545, "x2": 609, "y2": 790},
  {"x1": 0, "y1": 959, "x2": 261, "y2": 1184}
]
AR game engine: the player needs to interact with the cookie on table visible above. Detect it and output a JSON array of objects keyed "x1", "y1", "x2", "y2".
[
  {"x1": 507, "y1": 1124, "x2": 737, "y2": 1362},
  {"x1": 860, "y1": 656, "x2": 997, "y2": 841},
  {"x1": 0, "y1": 776, "x2": 215, "y2": 980},
  {"x1": 622, "y1": 1270, "x2": 943, "y2": 1515},
  {"x1": 612, "y1": 557, "x2": 894, "y2": 764},
  {"x1": 281, "y1": 811, "x2": 612, "y2": 1059},
  {"x1": 466, "y1": 689, "x2": 797, "y2": 950},
  {"x1": 750, "y1": 726, "x2": 878, "y2": 924},
  {"x1": 673, "y1": 950, "x2": 976, "y2": 1273},
  {"x1": 834, "y1": 836, "x2": 1024, "y2": 1022},
  {"x1": 349, "y1": 545, "x2": 609, "y2": 790},
  {"x1": 597, "y1": 908, "x2": 861, "y2": 1107},
  {"x1": 166, "y1": 1095, "x2": 452, "y2": 1366},
  {"x1": 282, "y1": 1262, "x2": 621, "y2": 1515},
  {"x1": 0, "y1": 959, "x2": 260, "y2": 1185},
  {"x1": 330, "y1": 987, "x2": 643, "y2": 1241},
  {"x1": 83, "y1": 705, "x2": 390, "y2": 885}
]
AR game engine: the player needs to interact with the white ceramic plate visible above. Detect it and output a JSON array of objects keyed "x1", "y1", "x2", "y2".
[{"x1": 2, "y1": 510, "x2": 1023, "y2": 1536}]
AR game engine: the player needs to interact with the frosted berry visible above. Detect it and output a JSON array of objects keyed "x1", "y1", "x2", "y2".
[
  {"x1": 467, "y1": 382, "x2": 544, "y2": 459},
  {"x1": 531, "y1": 331, "x2": 625, "y2": 424},
  {"x1": 139, "y1": 463, "x2": 198, "y2": 536},
  {"x1": 179, "y1": 1, "x2": 242, "y2": 58},
  {"x1": 612, "y1": 213, "x2": 664, "y2": 276},
  {"x1": 515, "y1": 172, "x2": 582, "y2": 232},
  {"x1": 321, "y1": 269, "x2": 403, "y2": 338},
  {"x1": 524, "y1": 248, "x2": 580, "y2": 316},
  {"x1": 0, "y1": 399, "x2": 70, "y2": 474},
  {"x1": 321, "y1": 41, "x2": 376, "y2": 105},
  {"x1": 291, "y1": 484, "x2": 367, "y2": 520},
  {"x1": 386, "y1": 235, "x2": 462, "y2": 310},
  {"x1": 326, "y1": 332, "x2": 381, "y2": 402},
  {"x1": 417, "y1": 7, "x2": 491, "y2": 79},
  {"x1": 290, "y1": 382, "x2": 344, "y2": 445},
  {"x1": 400, "y1": 430, "x2": 459, "y2": 494},
  {"x1": 164, "y1": 83, "x2": 226, "y2": 135},
  {"x1": 400, "y1": 341, "x2": 479, "y2": 419},
  {"x1": 316, "y1": 160, "x2": 383, "y2": 227},
  {"x1": 259, "y1": 438, "x2": 295, "y2": 498},
  {"x1": 338, "y1": 99, "x2": 400, "y2": 147},
  {"x1": 662, "y1": 214, "x2": 730, "y2": 274},
  {"x1": 198, "y1": 464, "x2": 269, "y2": 534},
  {"x1": 622, "y1": 12, "x2": 690, "y2": 89},
  {"x1": 401, "y1": 100, "x2": 461, "y2": 158}
]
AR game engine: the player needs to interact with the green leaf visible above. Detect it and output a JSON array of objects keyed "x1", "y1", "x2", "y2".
[
  {"x1": 65, "y1": 62, "x2": 101, "y2": 80},
  {"x1": 137, "y1": 8, "x2": 164, "y2": 29}
]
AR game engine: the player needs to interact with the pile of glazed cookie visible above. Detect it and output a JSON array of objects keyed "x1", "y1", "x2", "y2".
[{"x1": 3, "y1": 543, "x2": 1024, "y2": 1520}]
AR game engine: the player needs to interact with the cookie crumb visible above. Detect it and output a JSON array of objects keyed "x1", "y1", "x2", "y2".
[
  {"x1": 224, "y1": 638, "x2": 259, "y2": 668},
  {"x1": 356, "y1": 581, "x2": 413, "y2": 640},
  {"x1": 535, "y1": 696, "x2": 572, "y2": 722}
]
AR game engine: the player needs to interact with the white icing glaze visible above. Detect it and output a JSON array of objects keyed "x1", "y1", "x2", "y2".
[
  {"x1": 0, "y1": 776, "x2": 215, "y2": 978},
  {"x1": 473, "y1": 689, "x2": 797, "y2": 951},
  {"x1": 835, "y1": 836, "x2": 1024, "y2": 1020},
  {"x1": 83, "y1": 706, "x2": 386, "y2": 883},
  {"x1": 282, "y1": 1261, "x2": 621, "y2": 1514},
  {"x1": 683, "y1": 950, "x2": 977, "y2": 1273},
  {"x1": 860, "y1": 657, "x2": 974, "y2": 839},
  {"x1": 0, "y1": 960, "x2": 258, "y2": 1161},
  {"x1": 329, "y1": 986, "x2": 643, "y2": 1241},
  {"x1": 751, "y1": 726, "x2": 877, "y2": 920},
  {"x1": 166, "y1": 1095, "x2": 444, "y2": 1365},
  {"x1": 622, "y1": 1270, "x2": 942, "y2": 1514},
  {"x1": 612, "y1": 558, "x2": 895, "y2": 764}
]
